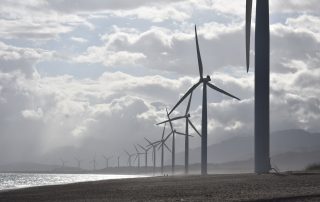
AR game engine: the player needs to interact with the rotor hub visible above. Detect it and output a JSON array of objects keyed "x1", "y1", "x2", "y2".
[{"x1": 202, "y1": 75, "x2": 211, "y2": 82}]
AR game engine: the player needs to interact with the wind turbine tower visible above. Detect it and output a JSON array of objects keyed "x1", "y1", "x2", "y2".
[
  {"x1": 169, "y1": 26, "x2": 240, "y2": 175},
  {"x1": 246, "y1": 0, "x2": 271, "y2": 174}
]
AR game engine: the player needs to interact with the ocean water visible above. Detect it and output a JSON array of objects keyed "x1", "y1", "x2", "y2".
[{"x1": 0, "y1": 173, "x2": 144, "y2": 190}]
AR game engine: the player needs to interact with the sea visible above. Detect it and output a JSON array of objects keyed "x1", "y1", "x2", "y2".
[{"x1": 0, "y1": 173, "x2": 144, "y2": 191}]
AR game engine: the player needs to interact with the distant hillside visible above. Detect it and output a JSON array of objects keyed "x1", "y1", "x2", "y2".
[
  {"x1": 175, "y1": 129, "x2": 320, "y2": 165},
  {"x1": 210, "y1": 149, "x2": 320, "y2": 173}
]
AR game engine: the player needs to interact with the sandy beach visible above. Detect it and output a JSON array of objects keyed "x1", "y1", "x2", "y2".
[{"x1": 0, "y1": 172, "x2": 319, "y2": 201}]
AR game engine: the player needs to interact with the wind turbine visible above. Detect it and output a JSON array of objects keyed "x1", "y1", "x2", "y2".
[
  {"x1": 157, "y1": 93, "x2": 201, "y2": 174},
  {"x1": 145, "y1": 137, "x2": 160, "y2": 175},
  {"x1": 74, "y1": 157, "x2": 81, "y2": 169},
  {"x1": 117, "y1": 156, "x2": 120, "y2": 168},
  {"x1": 133, "y1": 145, "x2": 144, "y2": 169},
  {"x1": 169, "y1": 25, "x2": 240, "y2": 175},
  {"x1": 60, "y1": 158, "x2": 67, "y2": 168},
  {"x1": 90, "y1": 154, "x2": 97, "y2": 171},
  {"x1": 156, "y1": 123, "x2": 172, "y2": 174},
  {"x1": 125, "y1": 150, "x2": 135, "y2": 168},
  {"x1": 246, "y1": 0, "x2": 271, "y2": 174},
  {"x1": 138, "y1": 143, "x2": 152, "y2": 169},
  {"x1": 102, "y1": 155, "x2": 112, "y2": 169}
]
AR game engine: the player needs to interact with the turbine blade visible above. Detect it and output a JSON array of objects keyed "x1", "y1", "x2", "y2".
[
  {"x1": 175, "y1": 131, "x2": 186, "y2": 136},
  {"x1": 151, "y1": 150, "x2": 154, "y2": 161},
  {"x1": 144, "y1": 137, "x2": 152, "y2": 145},
  {"x1": 166, "y1": 108, "x2": 175, "y2": 134},
  {"x1": 246, "y1": 0, "x2": 253, "y2": 72},
  {"x1": 157, "y1": 143, "x2": 162, "y2": 151},
  {"x1": 207, "y1": 82, "x2": 240, "y2": 100},
  {"x1": 195, "y1": 25, "x2": 203, "y2": 78},
  {"x1": 153, "y1": 140, "x2": 161, "y2": 145},
  {"x1": 169, "y1": 81, "x2": 201, "y2": 115},
  {"x1": 164, "y1": 131, "x2": 173, "y2": 142},
  {"x1": 156, "y1": 115, "x2": 186, "y2": 125},
  {"x1": 138, "y1": 144, "x2": 145, "y2": 151},
  {"x1": 164, "y1": 143, "x2": 172, "y2": 153},
  {"x1": 185, "y1": 92, "x2": 193, "y2": 114},
  {"x1": 188, "y1": 119, "x2": 201, "y2": 137},
  {"x1": 146, "y1": 146, "x2": 152, "y2": 151},
  {"x1": 161, "y1": 122, "x2": 166, "y2": 139},
  {"x1": 134, "y1": 145, "x2": 139, "y2": 153},
  {"x1": 125, "y1": 150, "x2": 130, "y2": 156}
]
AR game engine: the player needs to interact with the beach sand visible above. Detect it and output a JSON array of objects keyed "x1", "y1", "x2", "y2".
[{"x1": 0, "y1": 173, "x2": 319, "y2": 201}]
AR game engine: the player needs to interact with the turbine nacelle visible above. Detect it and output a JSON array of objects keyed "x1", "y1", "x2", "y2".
[{"x1": 200, "y1": 75, "x2": 211, "y2": 82}]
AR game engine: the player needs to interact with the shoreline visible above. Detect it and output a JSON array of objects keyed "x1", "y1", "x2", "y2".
[
  {"x1": 0, "y1": 172, "x2": 319, "y2": 201},
  {"x1": 0, "y1": 173, "x2": 149, "y2": 192}
]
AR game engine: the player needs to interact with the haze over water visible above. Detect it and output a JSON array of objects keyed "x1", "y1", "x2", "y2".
[{"x1": 0, "y1": 173, "x2": 145, "y2": 190}]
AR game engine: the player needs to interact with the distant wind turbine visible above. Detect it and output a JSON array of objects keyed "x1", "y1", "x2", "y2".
[
  {"x1": 138, "y1": 143, "x2": 152, "y2": 169},
  {"x1": 60, "y1": 158, "x2": 67, "y2": 168},
  {"x1": 157, "y1": 93, "x2": 200, "y2": 174},
  {"x1": 169, "y1": 25, "x2": 240, "y2": 175},
  {"x1": 156, "y1": 123, "x2": 171, "y2": 174},
  {"x1": 117, "y1": 156, "x2": 120, "y2": 168},
  {"x1": 145, "y1": 137, "x2": 160, "y2": 175},
  {"x1": 134, "y1": 145, "x2": 144, "y2": 169},
  {"x1": 90, "y1": 154, "x2": 97, "y2": 171},
  {"x1": 102, "y1": 155, "x2": 112, "y2": 169},
  {"x1": 245, "y1": 0, "x2": 271, "y2": 174},
  {"x1": 125, "y1": 150, "x2": 135, "y2": 168},
  {"x1": 74, "y1": 157, "x2": 81, "y2": 169}
]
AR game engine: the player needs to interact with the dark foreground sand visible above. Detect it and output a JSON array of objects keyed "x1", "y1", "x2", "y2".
[{"x1": 0, "y1": 173, "x2": 320, "y2": 202}]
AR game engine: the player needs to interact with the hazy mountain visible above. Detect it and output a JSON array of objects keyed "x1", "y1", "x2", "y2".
[
  {"x1": 211, "y1": 149, "x2": 320, "y2": 173},
  {"x1": 175, "y1": 129, "x2": 320, "y2": 165},
  {"x1": 2, "y1": 129, "x2": 319, "y2": 173}
]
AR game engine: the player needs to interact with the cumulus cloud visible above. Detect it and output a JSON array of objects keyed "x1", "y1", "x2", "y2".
[
  {"x1": 0, "y1": 41, "x2": 54, "y2": 76},
  {"x1": 0, "y1": 0, "x2": 320, "y2": 168},
  {"x1": 70, "y1": 37, "x2": 88, "y2": 43},
  {"x1": 22, "y1": 108, "x2": 44, "y2": 120},
  {"x1": 0, "y1": 0, "x2": 93, "y2": 40},
  {"x1": 272, "y1": 0, "x2": 320, "y2": 14},
  {"x1": 75, "y1": 23, "x2": 246, "y2": 75},
  {"x1": 46, "y1": 0, "x2": 185, "y2": 13}
]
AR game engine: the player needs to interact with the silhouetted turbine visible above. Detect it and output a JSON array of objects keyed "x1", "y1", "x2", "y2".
[
  {"x1": 157, "y1": 93, "x2": 200, "y2": 174},
  {"x1": 169, "y1": 25, "x2": 240, "y2": 175},
  {"x1": 117, "y1": 156, "x2": 120, "y2": 168},
  {"x1": 125, "y1": 150, "x2": 135, "y2": 168},
  {"x1": 246, "y1": 0, "x2": 271, "y2": 174},
  {"x1": 145, "y1": 137, "x2": 160, "y2": 175},
  {"x1": 74, "y1": 157, "x2": 81, "y2": 168},
  {"x1": 156, "y1": 123, "x2": 172, "y2": 174},
  {"x1": 102, "y1": 155, "x2": 112, "y2": 169},
  {"x1": 134, "y1": 145, "x2": 144, "y2": 169},
  {"x1": 138, "y1": 143, "x2": 152, "y2": 169},
  {"x1": 60, "y1": 158, "x2": 67, "y2": 168},
  {"x1": 90, "y1": 154, "x2": 97, "y2": 171}
]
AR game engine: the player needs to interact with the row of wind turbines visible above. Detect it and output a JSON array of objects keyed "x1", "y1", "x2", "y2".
[
  {"x1": 60, "y1": 0, "x2": 272, "y2": 175},
  {"x1": 124, "y1": 0, "x2": 272, "y2": 175}
]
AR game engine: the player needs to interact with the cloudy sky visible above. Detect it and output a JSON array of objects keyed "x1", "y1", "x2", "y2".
[{"x1": 0, "y1": 0, "x2": 319, "y2": 166}]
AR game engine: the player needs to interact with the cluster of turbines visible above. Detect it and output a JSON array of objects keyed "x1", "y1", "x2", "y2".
[
  {"x1": 119, "y1": 25, "x2": 241, "y2": 176},
  {"x1": 59, "y1": 155, "x2": 113, "y2": 170},
  {"x1": 60, "y1": 0, "x2": 271, "y2": 176},
  {"x1": 122, "y1": 0, "x2": 272, "y2": 176}
]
